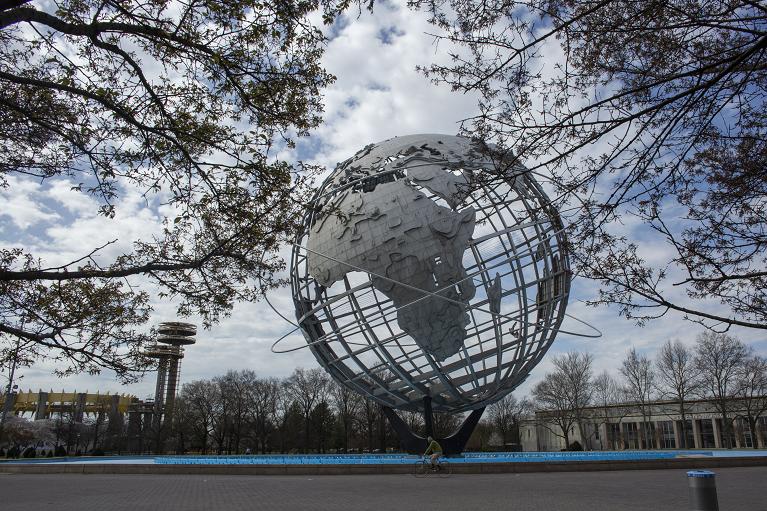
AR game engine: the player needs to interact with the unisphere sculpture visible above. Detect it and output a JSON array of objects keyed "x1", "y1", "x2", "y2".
[{"x1": 290, "y1": 134, "x2": 570, "y2": 416}]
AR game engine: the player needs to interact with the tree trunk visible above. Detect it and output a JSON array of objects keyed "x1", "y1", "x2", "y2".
[
  {"x1": 640, "y1": 405, "x2": 650, "y2": 449},
  {"x1": 378, "y1": 410, "x2": 386, "y2": 452},
  {"x1": 367, "y1": 419, "x2": 374, "y2": 453},
  {"x1": 723, "y1": 414, "x2": 733, "y2": 449},
  {"x1": 748, "y1": 417, "x2": 758, "y2": 449},
  {"x1": 576, "y1": 420, "x2": 589, "y2": 450},
  {"x1": 343, "y1": 418, "x2": 349, "y2": 453}
]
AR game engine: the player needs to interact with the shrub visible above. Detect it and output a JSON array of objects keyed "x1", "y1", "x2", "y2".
[
  {"x1": 568, "y1": 441, "x2": 584, "y2": 451},
  {"x1": 22, "y1": 447, "x2": 36, "y2": 458}
]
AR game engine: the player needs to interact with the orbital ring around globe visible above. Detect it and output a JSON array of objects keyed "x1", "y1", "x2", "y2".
[
  {"x1": 276, "y1": 134, "x2": 599, "y2": 414},
  {"x1": 269, "y1": 236, "x2": 601, "y2": 351}
]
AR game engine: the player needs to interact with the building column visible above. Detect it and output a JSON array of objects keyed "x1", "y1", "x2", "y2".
[
  {"x1": 634, "y1": 422, "x2": 643, "y2": 449},
  {"x1": 35, "y1": 391, "x2": 48, "y2": 420},
  {"x1": 74, "y1": 393, "x2": 87, "y2": 422},
  {"x1": 110, "y1": 394, "x2": 120, "y2": 417},
  {"x1": 672, "y1": 420, "x2": 682, "y2": 449},
  {"x1": 712, "y1": 419, "x2": 723, "y2": 448},
  {"x1": 599, "y1": 423, "x2": 609, "y2": 451},
  {"x1": 620, "y1": 422, "x2": 628, "y2": 449},
  {"x1": 645, "y1": 421, "x2": 655, "y2": 449},
  {"x1": 692, "y1": 419, "x2": 703, "y2": 448}
]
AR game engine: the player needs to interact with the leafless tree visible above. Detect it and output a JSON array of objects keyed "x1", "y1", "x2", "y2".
[
  {"x1": 178, "y1": 380, "x2": 217, "y2": 454},
  {"x1": 557, "y1": 352, "x2": 594, "y2": 449},
  {"x1": 487, "y1": 393, "x2": 532, "y2": 446},
  {"x1": 285, "y1": 367, "x2": 330, "y2": 452},
  {"x1": 273, "y1": 381, "x2": 299, "y2": 453},
  {"x1": 534, "y1": 371, "x2": 578, "y2": 450},
  {"x1": 735, "y1": 355, "x2": 767, "y2": 448},
  {"x1": 329, "y1": 381, "x2": 362, "y2": 453},
  {"x1": 169, "y1": 396, "x2": 189, "y2": 454},
  {"x1": 592, "y1": 371, "x2": 628, "y2": 450},
  {"x1": 695, "y1": 331, "x2": 752, "y2": 448},
  {"x1": 247, "y1": 377, "x2": 280, "y2": 454},
  {"x1": 358, "y1": 397, "x2": 380, "y2": 453},
  {"x1": 621, "y1": 348, "x2": 656, "y2": 449},
  {"x1": 215, "y1": 370, "x2": 254, "y2": 453},
  {"x1": 86, "y1": 403, "x2": 109, "y2": 452},
  {"x1": 411, "y1": 0, "x2": 767, "y2": 332},
  {"x1": 655, "y1": 340, "x2": 700, "y2": 448},
  {"x1": 401, "y1": 410, "x2": 425, "y2": 437},
  {"x1": 432, "y1": 411, "x2": 463, "y2": 439},
  {"x1": 533, "y1": 352, "x2": 593, "y2": 449}
]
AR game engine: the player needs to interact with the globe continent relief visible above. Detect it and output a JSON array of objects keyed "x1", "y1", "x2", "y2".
[{"x1": 291, "y1": 134, "x2": 570, "y2": 413}]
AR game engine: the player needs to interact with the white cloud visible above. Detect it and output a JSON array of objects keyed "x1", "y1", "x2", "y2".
[
  {"x1": 0, "y1": 176, "x2": 60, "y2": 230},
  {"x1": 299, "y1": 2, "x2": 479, "y2": 170},
  {"x1": 3, "y1": 0, "x2": 765, "y2": 402},
  {"x1": 46, "y1": 180, "x2": 99, "y2": 216}
]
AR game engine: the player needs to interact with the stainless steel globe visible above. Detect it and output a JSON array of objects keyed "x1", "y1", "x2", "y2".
[{"x1": 290, "y1": 134, "x2": 570, "y2": 413}]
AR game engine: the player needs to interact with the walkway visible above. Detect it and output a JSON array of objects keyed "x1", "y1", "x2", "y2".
[{"x1": 1, "y1": 466, "x2": 765, "y2": 510}]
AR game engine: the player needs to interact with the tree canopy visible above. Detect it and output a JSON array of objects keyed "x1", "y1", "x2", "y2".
[
  {"x1": 413, "y1": 0, "x2": 767, "y2": 330},
  {"x1": 0, "y1": 0, "x2": 357, "y2": 379}
]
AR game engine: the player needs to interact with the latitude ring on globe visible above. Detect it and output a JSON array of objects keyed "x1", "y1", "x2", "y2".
[{"x1": 288, "y1": 134, "x2": 574, "y2": 415}]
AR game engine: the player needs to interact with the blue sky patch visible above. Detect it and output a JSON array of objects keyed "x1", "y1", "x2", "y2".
[{"x1": 377, "y1": 26, "x2": 405, "y2": 45}]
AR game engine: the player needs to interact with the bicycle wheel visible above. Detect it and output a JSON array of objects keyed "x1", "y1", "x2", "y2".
[
  {"x1": 437, "y1": 459, "x2": 452, "y2": 478},
  {"x1": 413, "y1": 460, "x2": 429, "y2": 477}
]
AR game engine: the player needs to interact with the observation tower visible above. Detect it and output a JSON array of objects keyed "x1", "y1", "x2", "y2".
[{"x1": 145, "y1": 322, "x2": 196, "y2": 426}]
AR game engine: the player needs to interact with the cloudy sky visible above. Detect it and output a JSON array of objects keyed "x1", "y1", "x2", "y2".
[{"x1": 2, "y1": 0, "x2": 764, "y2": 401}]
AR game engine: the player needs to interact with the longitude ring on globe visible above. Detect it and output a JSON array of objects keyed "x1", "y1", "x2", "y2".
[{"x1": 285, "y1": 134, "x2": 580, "y2": 414}]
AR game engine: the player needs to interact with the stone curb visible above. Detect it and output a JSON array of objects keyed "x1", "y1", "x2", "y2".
[{"x1": 1, "y1": 456, "x2": 766, "y2": 475}]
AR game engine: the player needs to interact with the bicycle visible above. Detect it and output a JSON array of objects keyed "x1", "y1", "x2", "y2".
[{"x1": 413, "y1": 456, "x2": 452, "y2": 478}]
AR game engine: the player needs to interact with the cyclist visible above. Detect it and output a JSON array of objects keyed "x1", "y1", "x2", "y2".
[{"x1": 423, "y1": 436, "x2": 443, "y2": 471}]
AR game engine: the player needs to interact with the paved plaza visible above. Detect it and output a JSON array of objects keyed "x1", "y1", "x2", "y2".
[{"x1": 1, "y1": 466, "x2": 765, "y2": 511}]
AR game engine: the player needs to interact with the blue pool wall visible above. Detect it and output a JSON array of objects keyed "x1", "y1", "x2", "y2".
[{"x1": 155, "y1": 451, "x2": 719, "y2": 465}]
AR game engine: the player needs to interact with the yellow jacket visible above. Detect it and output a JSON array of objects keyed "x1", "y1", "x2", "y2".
[{"x1": 424, "y1": 439, "x2": 443, "y2": 454}]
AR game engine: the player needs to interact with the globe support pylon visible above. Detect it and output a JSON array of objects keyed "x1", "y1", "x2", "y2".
[{"x1": 382, "y1": 396, "x2": 485, "y2": 455}]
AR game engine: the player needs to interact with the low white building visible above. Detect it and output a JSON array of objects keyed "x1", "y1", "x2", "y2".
[{"x1": 520, "y1": 397, "x2": 766, "y2": 451}]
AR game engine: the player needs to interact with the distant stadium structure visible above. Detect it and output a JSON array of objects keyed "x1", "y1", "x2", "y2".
[
  {"x1": 0, "y1": 321, "x2": 197, "y2": 454},
  {"x1": 2, "y1": 390, "x2": 135, "y2": 421}
]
